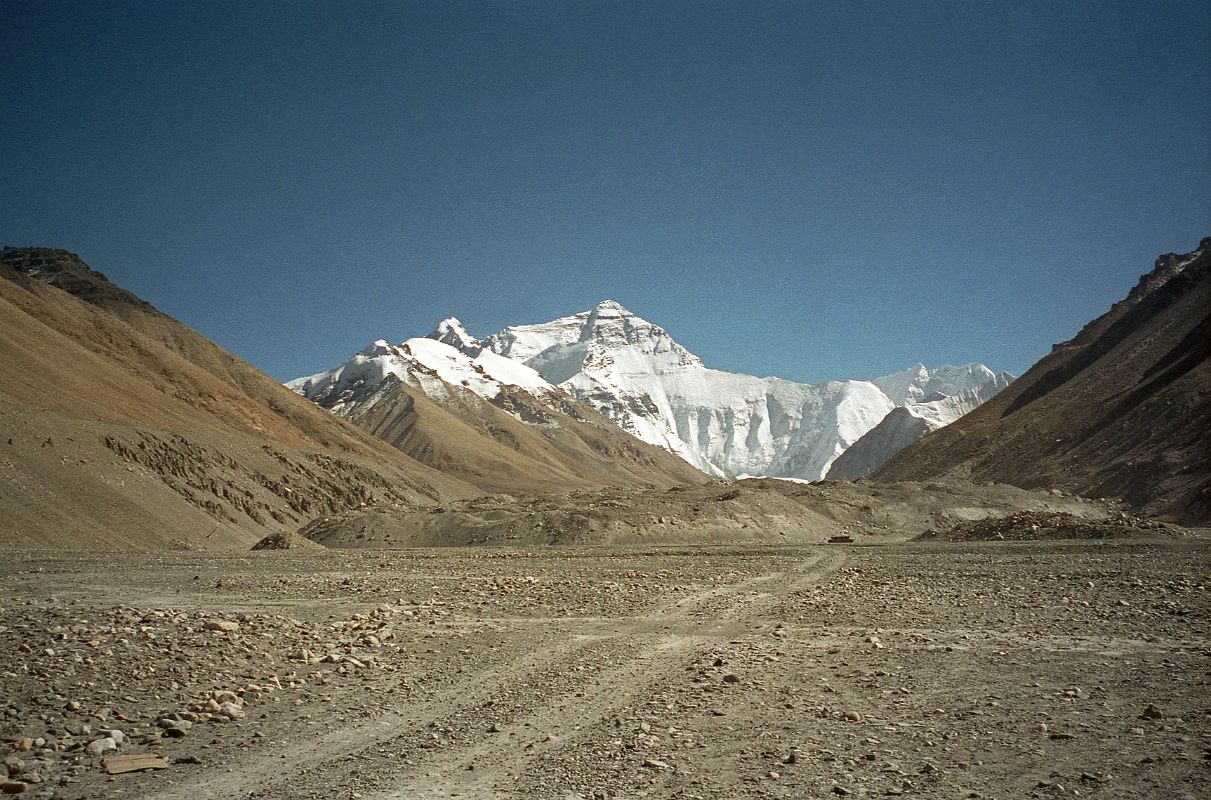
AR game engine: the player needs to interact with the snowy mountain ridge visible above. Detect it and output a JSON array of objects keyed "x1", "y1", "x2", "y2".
[
  {"x1": 472, "y1": 300, "x2": 1011, "y2": 479},
  {"x1": 285, "y1": 335, "x2": 555, "y2": 415},
  {"x1": 287, "y1": 300, "x2": 1013, "y2": 481},
  {"x1": 826, "y1": 376, "x2": 1013, "y2": 480}
]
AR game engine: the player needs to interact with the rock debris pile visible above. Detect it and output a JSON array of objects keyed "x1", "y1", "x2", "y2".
[{"x1": 916, "y1": 510, "x2": 1182, "y2": 541}]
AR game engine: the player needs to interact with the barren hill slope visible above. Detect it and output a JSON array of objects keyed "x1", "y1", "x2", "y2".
[
  {"x1": 0, "y1": 247, "x2": 480, "y2": 550},
  {"x1": 307, "y1": 370, "x2": 707, "y2": 495},
  {"x1": 875, "y1": 238, "x2": 1211, "y2": 524}
]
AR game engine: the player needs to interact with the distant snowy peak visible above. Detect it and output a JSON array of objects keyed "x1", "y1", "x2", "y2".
[
  {"x1": 288, "y1": 302, "x2": 1011, "y2": 483},
  {"x1": 427, "y1": 317, "x2": 482, "y2": 356},
  {"x1": 872, "y1": 362, "x2": 1009, "y2": 405},
  {"x1": 475, "y1": 303, "x2": 1012, "y2": 480},
  {"x1": 484, "y1": 299, "x2": 703, "y2": 372},
  {"x1": 825, "y1": 374, "x2": 1014, "y2": 480},
  {"x1": 286, "y1": 335, "x2": 554, "y2": 414}
]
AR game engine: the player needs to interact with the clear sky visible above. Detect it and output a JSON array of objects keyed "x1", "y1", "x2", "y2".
[{"x1": 4, "y1": 0, "x2": 1209, "y2": 383}]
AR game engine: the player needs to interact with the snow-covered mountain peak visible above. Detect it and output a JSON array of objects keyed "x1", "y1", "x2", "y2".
[
  {"x1": 427, "y1": 317, "x2": 481, "y2": 356},
  {"x1": 358, "y1": 339, "x2": 397, "y2": 358},
  {"x1": 473, "y1": 306, "x2": 1013, "y2": 480},
  {"x1": 290, "y1": 303, "x2": 1011, "y2": 483},
  {"x1": 484, "y1": 301, "x2": 703, "y2": 377},
  {"x1": 873, "y1": 362, "x2": 1002, "y2": 405},
  {"x1": 590, "y1": 299, "x2": 630, "y2": 314},
  {"x1": 286, "y1": 334, "x2": 555, "y2": 416}
]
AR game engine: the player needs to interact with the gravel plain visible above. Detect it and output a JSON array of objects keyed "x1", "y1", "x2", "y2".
[{"x1": 1, "y1": 537, "x2": 1207, "y2": 799}]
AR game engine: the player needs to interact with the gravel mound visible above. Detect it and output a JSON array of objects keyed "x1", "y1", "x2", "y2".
[
  {"x1": 915, "y1": 510, "x2": 1183, "y2": 541},
  {"x1": 251, "y1": 532, "x2": 323, "y2": 550}
]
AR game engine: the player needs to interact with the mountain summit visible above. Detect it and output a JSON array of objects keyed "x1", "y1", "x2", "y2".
[
  {"x1": 290, "y1": 301, "x2": 1010, "y2": 482},
  {"x1": 286, "y1": 322, "x2": 707, "y2": 493},
  {"x1": 483, "y1": 300, "x2": 703, "y2": 377},
  {"x1": 428, "y1": 317, "x2": 481, "y2": 356},
  {"x1": 436, "y1": 302, "x2": 1004, "y2": 480}
]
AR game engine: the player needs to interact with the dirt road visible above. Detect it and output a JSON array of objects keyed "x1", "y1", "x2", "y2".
[{"x1": 1, "y1": 540, "x2": 1206, "y2": 799}]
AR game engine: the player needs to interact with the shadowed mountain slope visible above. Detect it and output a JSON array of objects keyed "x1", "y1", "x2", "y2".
[{"x1": 875, "y1": 239, "x2": 1211, "y2": 524}]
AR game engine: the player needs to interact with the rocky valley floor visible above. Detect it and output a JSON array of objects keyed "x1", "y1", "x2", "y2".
[{"x1": 1, "y1": 538, "x2": 1207, "y2": 799}]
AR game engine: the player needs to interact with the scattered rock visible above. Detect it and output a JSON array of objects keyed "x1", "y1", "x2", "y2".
[
  {"x1": 1140, "y1": 704, "x2": 1165, "y2": 720},
  {"x1": 218, "y1": 702, "x2": 244, "y2": 720},
  {"x1": 85, "y1": 738, "x2": 117, "y2": 757}
]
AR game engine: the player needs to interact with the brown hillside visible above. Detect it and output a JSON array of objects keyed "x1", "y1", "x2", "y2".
[
  {"x1": 875, "y1": 238, "x2": 1211, "y2": 524},
  {"x1": 332, "y1": 375, "x2": 707, "y2": 495},
  {"x1": 0, "y1": 247, "x2": 479, "y2": 550}
]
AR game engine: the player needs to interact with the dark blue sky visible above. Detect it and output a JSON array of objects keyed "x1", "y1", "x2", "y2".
[{"x1": 4, "y1": 1, "x2": 1209, "y2": 382}]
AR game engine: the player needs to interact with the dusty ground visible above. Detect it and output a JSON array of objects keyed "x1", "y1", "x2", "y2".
[{"x1": 1, "y1": 537, "x2": 1208, "y2": 799}]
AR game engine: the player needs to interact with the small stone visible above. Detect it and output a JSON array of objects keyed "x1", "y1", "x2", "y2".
[
  {"x1": 722, "y1": 674, "x2": 740, "y2": 684},
  {"x1": 203, "y1": 620, "x2": 240, "y2": 633},
  {"x1": 86, "y1": 738, "x2": 117, "y2": 756},
  {"x1": 642, "y1": 758, "x2": 671, "y2": 771},
  {"x1": 1140, "y1": 704, "x2": 1165, "y2": 720},
  {"x1": 1, "y1": 781, "x2": 28, "y2": 795},
  {"x1": 218, "y1": 702, "x2": 244, "y2": 720}
]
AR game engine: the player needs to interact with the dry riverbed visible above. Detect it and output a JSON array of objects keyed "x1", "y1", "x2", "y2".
[{"x1": 1, "y1": 539, "x2": 1207, "y2": 799}]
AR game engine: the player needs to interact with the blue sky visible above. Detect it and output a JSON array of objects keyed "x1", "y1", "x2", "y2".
[{"x1": 4, "y1": 0, "x2": 1208, "y2": 383}]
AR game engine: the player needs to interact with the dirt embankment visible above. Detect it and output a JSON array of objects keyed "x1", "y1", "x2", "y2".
[
  {"x1": 300, "y1": 478, "x2": 1119, "y2": 548},
  {"x1": 916, "y1": 510, "x2": 1187, "y2": 542}
]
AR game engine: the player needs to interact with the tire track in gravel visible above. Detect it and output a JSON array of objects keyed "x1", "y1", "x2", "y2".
[
  {"x1": 140, "y1": 550, "x2": 844, "y2": 800},
  {"x1": 363, "y1": 550, "x2": 846, "y2": 800}
]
